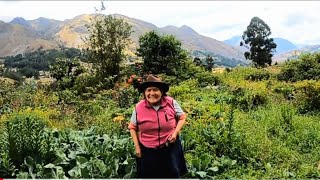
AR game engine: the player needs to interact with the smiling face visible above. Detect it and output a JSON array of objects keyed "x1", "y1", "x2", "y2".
[{"x1": 144, "y1": 86, "x2": 163, "y2": 105}]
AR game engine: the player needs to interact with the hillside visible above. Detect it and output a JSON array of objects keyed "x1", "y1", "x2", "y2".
[
  {"x1": 0, "y1": 20, "x2": 58, "y2": 57},
  {"x1": 0, "y1": 14, "x2": 247, "y2": 65},
  {"x1": 273, "y1": 44, "x2": 320, "y2": 63},
  {"x1": 224, "y1": 35, "x2": 298, "y2": 55}
]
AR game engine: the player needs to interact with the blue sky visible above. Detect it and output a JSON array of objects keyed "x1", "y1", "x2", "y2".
[{"x1": 1, "y1": 1, "x2": 320, "y2": 45}]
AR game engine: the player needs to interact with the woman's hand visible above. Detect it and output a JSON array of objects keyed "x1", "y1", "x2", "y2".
[
  {"x1": 168, "y1": 131, "x2": 178, "y2": 143},
  {"x1": 135, "y1": 145, "x2": 141, "y2": 158}
]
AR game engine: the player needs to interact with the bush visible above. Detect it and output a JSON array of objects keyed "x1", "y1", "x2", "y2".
[
  {"x1": 6, "y1": 113, "x2": 53, "y2": 168},
  {"x1": 229, "y1": 86, "x2": 268, "y2": 111},
  {"x1": 18, "y1": 67, "x2": 40, "y2": 79},
  {"x1": 195, "y1": 71, "x2": 220, "y2": 87},
  {"x1": 244, "y1": 69, "x2": 271, "y2": 81},
  {"x1": 272, "y1": 83, "x2": 295, "y2": 100},
  {"x1": 294, "y1": 80, "x2": 320, "y2": 114},
  {"x1": 3, "y1": 70, "x2": 24, "y2": 83},
  {"x1": 277, "y1": 53, "x2": 320, "y2": 82}
]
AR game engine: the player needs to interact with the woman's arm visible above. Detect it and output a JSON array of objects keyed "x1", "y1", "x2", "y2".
[
  {"x1": 168, "y1": 113, "x2": 187, "y2": 143},
  {"x1": 129, "y1": 127, "x2": 141, "y2": 158}
]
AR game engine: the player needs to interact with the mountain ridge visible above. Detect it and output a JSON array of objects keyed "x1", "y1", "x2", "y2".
[{"x1": 1, "y1": 14, "x2": 246, "y2": 65}]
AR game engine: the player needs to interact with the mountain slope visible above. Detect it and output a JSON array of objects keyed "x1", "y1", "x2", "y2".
[
  {"x1": 0, "y1": 20, "x2": 58, "y2": 57},
  {"x1": 10, "y1": 17, "x2": 64, "y2": 39},
  {"x1": 1, "y1": 14, "x2": 246, "y2": 64},
  {"x1": 273, "y1": 44, "x2": 320, "y2": 62},
  {"x1": 224, "y1": 35, "x2": 298, "y2": 55}
]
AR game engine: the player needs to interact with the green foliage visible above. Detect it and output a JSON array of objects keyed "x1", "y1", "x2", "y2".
[
  {"x1": 205, "y1": 55, "x2": 215, "y2": 71},
  {"x1": 215, "y1": 85, "x2": 269, "y2": 112},
  {"x1": 50, "y1": 57, "x2": 85, "y2": 105},
  {"x1": 294, "y1": 80, "x2": 320, "y2": 114},
  {"x1": 18, "y1": 67, "x2": 40, "y2": 79},
  {"x1": 168, "y1": 79, "x2": 199, "y2": 98},
  {"x1": 2, "y1": 127, "x2": 135, "y2": 178},
  {"x1": 182, "y1": 106, "x2": 247, "y2": 178},
  {"x1": 272, "y1": 83, "x2": 295, "y2": 100},
  {"x1": 0, "y1": 151, "x2": 16, "y2": 177},
  {"x1": 241, "y1": 16, "x2": 277, "y2": 67},
  {"x1": 4, "y1": 48, "x2": 83, "y2": 77},
  {"x1": 192, "y1": 50, "x2": 248, "y2": 67},
  {"x1": 3, "y1": 69, "x2": 24, "y2": 83},
  {"x1": 136, "y1": 30, "x2": 188, "y2": 77},
  {"x1": 0, "y1": 64, "x2": 4, "y2": 76},
  {"x1": 244, "y1": 68, "x2": 271, "y2": 81},
  {"x1": 2, "y1": 52, "x2": 320, "y2": 178},
  {"x1": 277, "y1": 53, "x2": 320, "y2": 82},
  {"x1": 84, "y1": 14, "x2": 132, "y2": 89},
  {"x1": 195, "y1": 71, "x2": 220, "y2": 87},
  {"x1": 6, "y1": 113, "x2": 53, "y2": 168},
  {"x1": 50, "y1": 57, "x2": 84, "y2": 91}
]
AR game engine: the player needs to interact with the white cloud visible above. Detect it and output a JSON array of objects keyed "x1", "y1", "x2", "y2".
[{"x1": 1, "y1": 1, "x2": 320, "y2": 45}]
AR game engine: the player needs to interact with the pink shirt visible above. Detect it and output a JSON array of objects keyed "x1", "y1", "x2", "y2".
[{"x1": 128, "y1": 96, "x2": 186, "y2": 148}]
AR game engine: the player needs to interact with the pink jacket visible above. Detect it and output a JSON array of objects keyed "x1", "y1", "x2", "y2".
[{"x1": 128, "y1": 96, "x2": 186, "y2": 148}]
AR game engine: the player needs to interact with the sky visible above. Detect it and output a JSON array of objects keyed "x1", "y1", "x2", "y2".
[{"x1": 1, "y1": 1, "x2": 320, "y2": 45}]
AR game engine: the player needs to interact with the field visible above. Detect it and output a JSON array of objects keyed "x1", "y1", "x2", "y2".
[{"x1": 0, "y1": 58, "x2": 320, "y2": 178}]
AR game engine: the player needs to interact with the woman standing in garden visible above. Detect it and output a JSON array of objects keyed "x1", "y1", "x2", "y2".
[{"x1": 128, "y1": 74, "x2": 188, "y2": 178}]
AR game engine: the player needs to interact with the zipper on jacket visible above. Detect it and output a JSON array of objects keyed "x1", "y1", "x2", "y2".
[
  {"x1": 156, "y1": 111, "x2": 160, "y2": 146},
  {"x1": 164, "y1": 111, "x2": 169, "y2": 122}
]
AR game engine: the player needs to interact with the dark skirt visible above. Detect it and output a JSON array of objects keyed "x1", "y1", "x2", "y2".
[{"x1": 136, "y1": 138, "x2": 188, "y2": 178}]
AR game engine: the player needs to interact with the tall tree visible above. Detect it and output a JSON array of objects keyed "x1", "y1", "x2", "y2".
[
  {"x1": 83, "y1": 13, "x2": 132, "y2": 89},
  {"x1": 205, "y1": 55, "x2": 215, "y2": 71},
  {"x1": 0, "y1": 65, "x2": 4, "y2": 76},
  {"x1": 136, "y1": 31, "x2": 188, "y2": 76},
  {"x1": 193, "y1": 57, "x2": 202, "y2": 66},
  {"x1": 50, "y1": 57, "x2": 84, "y2": 106},
  {"x1": 240, "y1": 16, "x2": 277, "y2": 67}
]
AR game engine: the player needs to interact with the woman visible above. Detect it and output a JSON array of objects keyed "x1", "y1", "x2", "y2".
[{"x1": 128, "y1": 74, "x2": 188, "y2": 178}]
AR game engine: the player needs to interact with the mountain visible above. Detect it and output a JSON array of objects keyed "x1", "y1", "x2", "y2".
[
  {"x1": 10, "y1": 17, "x2": 64, "y2": 39},
  {"x1": 223, "y1": 35, "x2": 298, "y2": 55},
  {"x1": 273, "y1": 44, "x2": 320, "y2": 63},
  {"x1": 1, "y1": 14, "x2": 247, "y2": 65},
  {"x1": 273, "y1": 38, "x2": 297, "y2": 54},
  {"x1": 0, "y1": 20, "x2": 58, "y2": 57},
  {"x1": 158, "y1": 25, "x2": 245, "y2": 61}
]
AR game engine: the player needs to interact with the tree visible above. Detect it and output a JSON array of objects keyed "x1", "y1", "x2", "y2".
[
  {"x1": 193, "y1": 57, "x2": 202, "y2": 66},
  {"x1": 240, "y1": 16, "x2": 277, "y2": 67},
  {"x1": 205, "y1": 55, "x2": 215, "y2": 71},
  {"x1": 136, "y1": 31, "x2": 188, "y2": 76},
  {"x1": 0, "y1": 65, "x2": 4, "y2": 76},
  {"x1": 50, "y1": 57, "x2": 84, "y2": 104},
  {"x1": 83, "y1": 13, "x2": 132, "y2": 89}
]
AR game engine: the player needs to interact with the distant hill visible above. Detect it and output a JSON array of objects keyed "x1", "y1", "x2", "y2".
[
  {"x1": 0, "y1": 20, "x2": 58, "y2": 57},
  {"x1": 273, "y1": 44, "x2": 320, "y2": 63},
  {"x1": 1, "y1": 14, "x2": 248, "y2": 66},
  {"x1": 273, "y1": 38, "x2": 297, "y2": 54},
  {"x1": 223, "y1": 35, "x2": 298, "y2": 55}
]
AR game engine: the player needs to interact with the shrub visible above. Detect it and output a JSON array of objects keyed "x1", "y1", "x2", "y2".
[
  {"x1": 272, "y1": 83, "x2": 295, "y2": 100},
  {"x1": 3, "y1": 70, "x2": 24, "y2": 83},
  {"x1": 277, "y1": 53, "x2": 320, "y2": 82},
  {"x1": 229, "y1": 86, "x2": 268, "y2": 111},
  {"x1": 195, "y1": 71, "x2": 220, "y2": 87},
  {"x1": 294, "y1": 80, "x2": 320, "y2": 114},
  {"x1": 244, "y1": 69, "x2": 271, "y2": 81},
  {"x1": 6, "y1": 113, "x2": 53, "y2": 168}
]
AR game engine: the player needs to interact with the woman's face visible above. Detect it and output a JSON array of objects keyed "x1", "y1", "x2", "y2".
[{"x1": 144, "y1": 86, "x2": 162, "y2": 105}]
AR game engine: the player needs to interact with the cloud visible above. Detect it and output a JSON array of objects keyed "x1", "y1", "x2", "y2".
[{"x1": 0, "y1": 1, "x2": 320, "y2": 44}]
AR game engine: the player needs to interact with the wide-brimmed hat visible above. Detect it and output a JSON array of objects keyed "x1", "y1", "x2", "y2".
[{"x1": 138, "y1": 74, "x2": 169, "y2": 93}]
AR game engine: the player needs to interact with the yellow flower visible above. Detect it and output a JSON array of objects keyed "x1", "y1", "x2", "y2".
[{"x1": 113, "y1": 115, "x2": 125, "y2": 122}]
